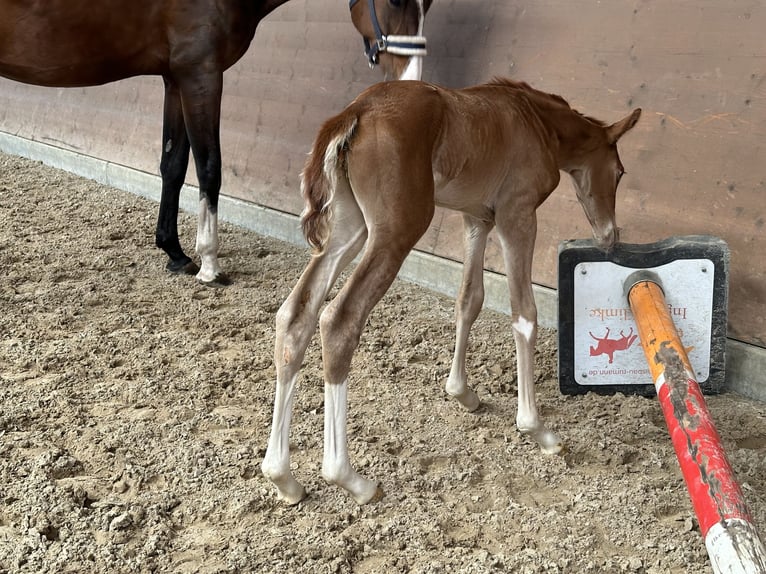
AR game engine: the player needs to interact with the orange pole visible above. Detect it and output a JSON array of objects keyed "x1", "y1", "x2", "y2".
[
  {"x1": 627, "y1": 279, "x2": 693, "y2": 382},
  {"x1": 626, "y1": 272, "x2": 766, "y2": 574}
]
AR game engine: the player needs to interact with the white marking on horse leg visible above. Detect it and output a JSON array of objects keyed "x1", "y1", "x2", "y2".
[
  {"x1": 512, "y1": 316, "x2": 535, "y2": 342},
  {"x1": 322, "y1": 379, "x2": 379, "y2": 504},
  {"x1": 513, "y1": 315, "x2": 563, "y2": 454},
  {"x1": 262, "y1": 256, "x2": 347, "y2": 506},
  {"x1": 261, "y1": 371, "x2": 306, "y2": 505},
  {"x1": 513, "y1": 315, "x2": 538, "y2": 431},
  {"x1": 195, "y1": 197, "x2": 223, "y2": 283}
]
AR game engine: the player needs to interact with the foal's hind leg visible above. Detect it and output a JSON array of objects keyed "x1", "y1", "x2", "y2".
[
  {"x1": 319, "y1": 236, "x2": 426, "y2": 503},
  {"x1": 446, "y1": 214, "x2": 493, "y2": 411},
  {"x1": 495, "y1": 210, "x2": 562, "y2": 454},
  {"x1": 262, "y1": 182, "x2": 368, "y2": 504},
  {"x1": 156, "y1": 79, "x2": 197, "y2": 275},
  {"x1": 319, "y1": 189, "x2": 434, "y2": 503}
]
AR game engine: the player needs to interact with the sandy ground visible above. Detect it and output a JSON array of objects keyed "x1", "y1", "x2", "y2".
[{"x1": 1, "y1": 151, "x2": 765, "y2": 574}]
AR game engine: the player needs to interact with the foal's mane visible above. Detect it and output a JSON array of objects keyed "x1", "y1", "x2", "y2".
[{"x1": 486, "y1": 77, "x2": 607, "y2": 128}]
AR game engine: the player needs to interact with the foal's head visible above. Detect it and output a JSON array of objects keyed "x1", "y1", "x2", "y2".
[
  {"x1": 350, "y1": 0, "x2": 430, "y2": 80},
  {"x1": 565, "y1": 108, "x2": 642, "y2": 249}
]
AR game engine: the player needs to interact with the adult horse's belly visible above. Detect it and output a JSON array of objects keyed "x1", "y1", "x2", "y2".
[{"x1": 0, "y1": 0, "x2": 167, "y2": 87}]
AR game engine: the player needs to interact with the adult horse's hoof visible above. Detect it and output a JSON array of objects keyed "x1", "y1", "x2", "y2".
[
  {"x1": 166, "y1": 258, "x2": 200, "y2": 276},
  {"x1": 198, "y1": 272, "x2": 232, "y2": 288}
]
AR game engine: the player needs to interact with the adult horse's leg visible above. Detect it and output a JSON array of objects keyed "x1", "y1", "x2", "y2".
[
  {"x1": 446, "y1": 214, "x2": 493, "y2": 411},
  {"x1": 177, "y1": 69, "x2": 228, "y2": 286},
  {"x1": 495, "y1": 207, "x2": 563, "y2": 455},
  {"x1": 262, "y1": 178, "x2": 368, "y2": 504},
  {"x1": 156, "y1": 78, "x2": 198, "y2": 275}
]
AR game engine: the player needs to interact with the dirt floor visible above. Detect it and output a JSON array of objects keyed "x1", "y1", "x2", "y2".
[{"x1": 0, "y1": 151, "x2": 765, "y2": 574}]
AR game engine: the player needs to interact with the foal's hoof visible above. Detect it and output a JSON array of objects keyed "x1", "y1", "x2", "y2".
[
  {"x1": 537, "y1": 432, "x2": 564, "y2": 455},
  {"x1": 451, "y1": 388, "x2": 481, "y2": 412},
  {"x1": 278, "y1": 485, "x2": 308, "y2": 506},
  {"x1": 355, "y1": 485, "x2": 385, "y2": 505},
  {"x1": 167, "y1": 259, "x2": 200, "y2": 276},
  {"x1": 198, "y1": 272, "x2": 232, "y2": 288},
  {"x1": 521, "y1": 426, "x2": 564, "y2": 455},
  {"x1": 542, "y1": 441, "x2": 565, "y2": 456}
]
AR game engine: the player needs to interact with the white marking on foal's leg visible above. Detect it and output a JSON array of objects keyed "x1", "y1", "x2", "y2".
[
  {"x1": 261, "y1": 372, "x2": 307, "y2": 505},
  {"x1": 512, "y1": 316, "x2": 535, "y2": 342},
  {"x1": 195, "y1": 197, "x2": 223, "y2": 283},
  {"x1": 513, "y1": 315, "x2": 563, "y2": 454},
  {"x1": 322, "y1": 379, "x2": 379, "y2": 504}
]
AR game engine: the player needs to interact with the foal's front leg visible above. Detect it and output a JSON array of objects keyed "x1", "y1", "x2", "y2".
[
  {"x1": 496, "y1": 213, "x2": 562, "y2": 454},
  {"x1": 446, "y1": 215, "x2": 493, "y2": 411},
  {"x1": 511, "y1": 309, "x2": 562, "y2": 454}
]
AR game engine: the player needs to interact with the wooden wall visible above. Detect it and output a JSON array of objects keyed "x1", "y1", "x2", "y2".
[{"x1": 1, "y1": 0, "x2": 764, "y2": 347}]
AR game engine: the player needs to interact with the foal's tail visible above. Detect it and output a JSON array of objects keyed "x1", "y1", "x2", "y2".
[{"x1": 301, "y1": 109, "x2": 360, "y2": 252}]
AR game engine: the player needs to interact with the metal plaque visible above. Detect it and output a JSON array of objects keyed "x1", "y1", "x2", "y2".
[{"x1": 558, "y1": 236, "x2": 729, "y2": 396}]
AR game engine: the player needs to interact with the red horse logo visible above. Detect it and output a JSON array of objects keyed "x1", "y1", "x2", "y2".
[{"x1": 589, "y1": 327, "x2": 638, "y2": 364}]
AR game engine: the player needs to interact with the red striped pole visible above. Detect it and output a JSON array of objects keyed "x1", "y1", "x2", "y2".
[{"x1": 625, "y1": 271, "x2": 766, "y2": 574}]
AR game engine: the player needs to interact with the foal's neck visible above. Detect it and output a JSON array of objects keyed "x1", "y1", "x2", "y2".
[{"x1": 542, "y1": 105, "x2": 605, "y2": 172}]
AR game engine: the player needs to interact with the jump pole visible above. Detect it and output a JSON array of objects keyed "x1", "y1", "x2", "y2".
[{"x1": 624, "y1": 270, "x2": 766, "y2": 574}]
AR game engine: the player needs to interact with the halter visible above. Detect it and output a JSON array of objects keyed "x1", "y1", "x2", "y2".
[{"x1": 349, "y1": 0, "x2": 427, "y2": 68}]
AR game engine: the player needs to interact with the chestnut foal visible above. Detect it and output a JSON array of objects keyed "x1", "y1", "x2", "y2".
[{"x1": 263, "y1": 78, "x2": 641, "y2": 504}]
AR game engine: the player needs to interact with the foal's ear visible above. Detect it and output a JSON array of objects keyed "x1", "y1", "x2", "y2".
[{"x1": 606, "y1": 108, "x2": 642, "y2": 144}]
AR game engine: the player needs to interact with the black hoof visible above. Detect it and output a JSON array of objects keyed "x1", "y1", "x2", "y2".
[
  {"x1": 166, "y1": 258, "x2": 200, "y2": 276},
  {"x1": 199, "y1": 272, "x2": 233, "y2": 288}
]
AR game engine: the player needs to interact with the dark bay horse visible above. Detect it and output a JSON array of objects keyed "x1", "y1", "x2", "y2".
[
  {"x1": 0, "y1": 0, "x2": 429, "y2": 285},
  {"x1": 262, "y1": 78, "x2": 641, "y2": 504}
]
